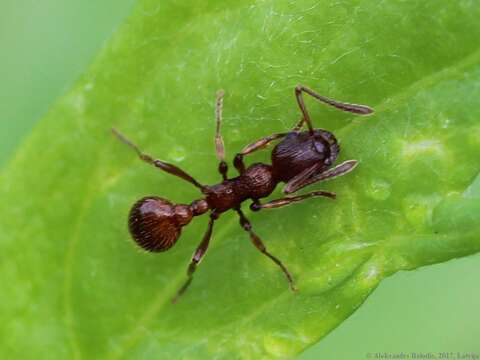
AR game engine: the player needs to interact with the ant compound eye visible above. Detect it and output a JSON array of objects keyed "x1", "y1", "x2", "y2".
[{"x1": 128, "y1": 197, "x2": 187, "y2": 252}]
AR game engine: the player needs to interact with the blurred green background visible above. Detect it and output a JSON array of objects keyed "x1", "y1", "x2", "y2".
[{"x1": 1, "y1": 1, "x2": 478, "y2": 359}]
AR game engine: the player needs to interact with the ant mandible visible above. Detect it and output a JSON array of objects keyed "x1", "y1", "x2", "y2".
[{"x1": 112, "y1": 85, "x2": 373, "y2": 303}]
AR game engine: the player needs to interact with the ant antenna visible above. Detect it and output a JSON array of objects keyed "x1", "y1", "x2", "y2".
[{"x1": 294, "y1": 85, "x2": 374, "y2": 134}]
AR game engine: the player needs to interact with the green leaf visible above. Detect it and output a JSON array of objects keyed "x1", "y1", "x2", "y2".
[{"x1": 1, "y1": 1, "x2": 479, "y2": 359}]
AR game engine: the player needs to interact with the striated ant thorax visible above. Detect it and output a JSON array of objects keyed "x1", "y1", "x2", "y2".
[{"x1": 204, "y1": 163, "x2": 276, "y2": 213}]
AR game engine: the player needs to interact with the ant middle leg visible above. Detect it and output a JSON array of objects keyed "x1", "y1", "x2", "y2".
[
  {"x1": 214, "y1": 90, "x2": 229, "y2": 180},
  {"x1": 172, "y1": 213, "x2": 217, "y2": 303},
  {"x1": 294, "y1": 85, "x2": 374, "y2": 135},
  {"x1": 111, "y1": 128, "x2": 204, "y2": 190},
  {"x1": 233, "y1": 132, "x2": 288, "y2": 174},
  {"x1": 250, "y1": 190, "x2": 336, "y2": 211},
  {"x1": 236, "y1": 208, "x2": 297, "y2": 291}
]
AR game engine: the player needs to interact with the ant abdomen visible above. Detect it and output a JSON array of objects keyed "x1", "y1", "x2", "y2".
[{"x1": 128, "y1": 196, "x2": 193, "y2": 252}]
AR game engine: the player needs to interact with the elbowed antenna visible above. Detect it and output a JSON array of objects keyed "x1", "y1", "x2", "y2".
[
  {"x1": 294, "y1": 84, "x2": 374, "y2": 134},
  {"x1": 296, "y1": 85, "x2": 374, "y2": 115}
]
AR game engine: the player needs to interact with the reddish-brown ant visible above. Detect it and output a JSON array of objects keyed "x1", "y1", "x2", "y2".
[{"x1": 112, "y1": 85, "x2": 373, "y2": 303}]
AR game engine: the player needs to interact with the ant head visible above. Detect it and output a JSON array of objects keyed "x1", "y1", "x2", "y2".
[
  {"x1": 128, "y1": 196, "x2": 209, "y2": 252},
  {"x1": 312, "y1": 129, "x2": 339, "y2": 167}
]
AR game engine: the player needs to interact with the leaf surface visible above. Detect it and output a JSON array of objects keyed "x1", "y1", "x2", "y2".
[{"x1": 1, "y1": 1, "x2": 480, "y2": 359}]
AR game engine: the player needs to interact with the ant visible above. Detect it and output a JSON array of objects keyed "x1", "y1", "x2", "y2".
[{"x1": 112, "y1": 85, "x2": 373, "y2": 303}]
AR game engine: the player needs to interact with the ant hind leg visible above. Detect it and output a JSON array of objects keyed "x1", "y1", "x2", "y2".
[
  {"x1": 172, "y1": 214, "x2": 217, "y2": 303},
  {"x1": 111, "y1": 128, "x2": 204, "y2": 190}
]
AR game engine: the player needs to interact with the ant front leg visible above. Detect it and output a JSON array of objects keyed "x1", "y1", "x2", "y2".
[
  {"x1": 250, "y1": 190, "x2": 336, "y2": 211},
  {"x1": 236, "y1": 208, "x2": 297, "y2": 291},
  {"x1": 233, "y1": 132, "x2": 288, "y2": 174},
  {"x1": 214, "y1": 90, "x2": 229, "y2": 180},
  {"x1": 112, "y1": 128, "x2": 205, "y2": 191},
  {"x1": 172, "y1": 213, "x2": 217, "y2": 303}
]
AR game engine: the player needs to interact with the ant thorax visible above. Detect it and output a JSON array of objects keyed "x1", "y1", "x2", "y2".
[{"x1": 204, "y1": 163, "x2": 276, "y2": 213}]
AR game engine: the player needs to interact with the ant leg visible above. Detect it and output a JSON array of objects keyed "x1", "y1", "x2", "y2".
[
  {"x1": 291, "y1": 117, "x2": 305, "y2": 132},
  {"x1": 250, "y1": 190, "x2": 336, "y2": 211},
  {"x1": 112, "y1": 128, "x2": 205, "y2": 191},
  {"x1": 284, "y1": 160, "x2": 358, "y2": 194},
  {"x1": 294, "y1": 85, "x2": 374, "y2": 135},
  {"x1": 172, "y1": 213, "x2": 217, "y2": 303},
  {"x1": 236, "y1": 208, "x2": 297, "y2": 291},
  {"x1": 214, "y1": 90, "x2": 229, "y2": 180},
  {"x1": 233, "y1": 132, "x2": 288, "y2": 174}
]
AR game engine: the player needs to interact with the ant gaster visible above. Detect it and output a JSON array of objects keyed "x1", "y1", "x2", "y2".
[{"x1": 112, "y1": 85, "x2": 373, "y2": 303}]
